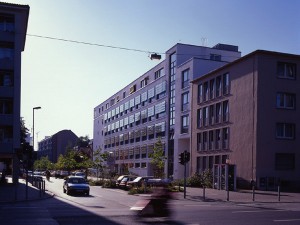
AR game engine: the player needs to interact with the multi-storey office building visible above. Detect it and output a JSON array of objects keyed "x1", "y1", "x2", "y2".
[
  {"x1": 38, "y1": 130, "x2": 78, "y2": 163},
  {"x1": 0, "y1": 2, "x2": 29, "y2": 184},
  {"x1": 93, "y1": 43, "x2": 241, "y2": 178},
  {"x1": 191, "y1": 50, "x2": 300, "y2": 190}
]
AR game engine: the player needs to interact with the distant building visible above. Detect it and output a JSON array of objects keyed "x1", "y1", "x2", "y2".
[
  {"x1": 93, "y1": 43, "x2": 241, "y2": 178},
  {"x1": 38, "y1": 130, "x2": 79, "y2": 163},
  {"x1": 0, "y1": 2, "x2": 29, "y2": 183},
  {"x1": 191, "y1": 50, "x2": 300, "y2": 191}
]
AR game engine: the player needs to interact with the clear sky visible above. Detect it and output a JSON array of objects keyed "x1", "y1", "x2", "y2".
[{"x1": 4, "y1": 0, "x2": 300, "y2": 145}]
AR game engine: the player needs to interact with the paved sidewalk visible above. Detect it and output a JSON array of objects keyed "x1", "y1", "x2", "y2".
[
  {"x1": 182, "y1": 187, "x2": 300, "y2": 203},
  {"x1": 0, "y1": 177, "x2": 53, "y2": 203}
]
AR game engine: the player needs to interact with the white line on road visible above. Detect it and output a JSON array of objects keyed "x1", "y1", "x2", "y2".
[
  {"x1": 232, "y1": 209, "x2": 287, "y2": 213},
  {"x1": 274, "y1": 219, "x2": 300, "y2": 222}
]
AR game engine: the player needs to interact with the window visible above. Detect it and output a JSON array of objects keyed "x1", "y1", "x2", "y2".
[
  {"x1": 197, "y1": 108, "x2": 202, "y2": 128},
  {"x1": 223, "y1": 100, "x2": 229, "y2": 122},
  {"x1": 223, "y1": 73, "x2": 229, "y2": 95},
  {"x1": 209, "y1": 105, "x2": 214, "y2": 125},
  {"x1": 209, "y1": 79, "x2": 215, "y2": 99},
  {"x1": 222, "y1": 127, "x2": 229, "y2": 149},
  {"x1": 155, "y1": 68, "x2": 165, "y2": 79},
  {"x1": 275, "y1": 153, "x2": 295, "y2": 170},
  {"x1": 181, "y1": 115, "x2": 189, "y2": 134},
  {"x1": 198, "y1": 83, "x2": 203, "y2": 104},
  {"x1": 0, "y1": 126, "x2": 13, "y2": 143},
  {"x1": 197, "y1": 133, "x2": 202, "y2": 151},
  {"x1": 182, "y1": 69, "x2": 189, "y2": 88},
  {"x1": 203, "y1": 107, "x2": 208, "y2": 126},
  {"x1": 277, "y1": 62, "x2": 296, "y2": 79},
  {"x1": 0, "y1": 42, "x2": 14, "y2": 62},
  {"x1": 170, "y1": 83, "x2": 175, "y2": 105},
  {"x1": 0, "y1": 99, "x2": 13, "y2": 114},
  {"x1": 203, "y1": 82, "x2": 209, "y2": 101},
  {"x1": 209, "y1": 130, "x2": 214, "y2": 150},
  {"x1": 170, "y1": 53, "x2": 176, "y2": 82},
  {"x1": 215, "y1": 103, "x2": 221, "y2": 123},
  {"x1": 148, "y1": 88, "x2": 155, "y2": 103},
  {"x1": 129, "y1": 84, "x2": 136, "y2": 94},
  {"x1": 170, "y1": 106, "x2": 175, "y2": 126},
  {"x1": 276, "y1": 93, "x2": 296, "y2": 109},
  {"x1": 276, "y1": 123, "x2": 295, "y2": 139},
  {"x1": 215, "y1": 129, "x2": 221, "y2": 149},
  {"x1": 141, "y1": 77, "x2": 149, "y2": 88},
  {"x1": 0, "y1": 70, "x2": 13, "y2": 86},
  {"x1": 0, "y1": 14, "x2": 14, "y2": 32},
  {"x1": 216, "y1": 76, "x2": 222, "y2": 97},
  {"x1": 123, "y1": 91, "x2": 126, "y2": 98},
  {"x1": 210, "y1": 54, "x2": 221, "y2": 61},
  {"x1": 181, "y1": 92, "x2": 189, "y2": 111}
]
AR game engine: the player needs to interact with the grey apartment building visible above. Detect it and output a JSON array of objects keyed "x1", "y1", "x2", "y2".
[
  {"x1": 191, "y1": 50, "x2": 300, "y2": 190},
  {"x1": 93, "y1": 43, "x2": 241, "y2": 179},
  {"x1": 0, "y1": 2, "x2": 29, "y2": 184},
  {"x1": 38, "y1": 130, "x2": 79, "y2": 163}
]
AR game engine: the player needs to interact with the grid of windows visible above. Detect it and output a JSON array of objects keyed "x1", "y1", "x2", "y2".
[
  {"x1": 197, "y1": 127, "x2": 229, "y2": 151},
  {"x1": 198, "y1": 73, "x2": 230, "y2": 104}
]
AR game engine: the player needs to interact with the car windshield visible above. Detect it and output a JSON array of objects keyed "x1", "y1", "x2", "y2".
[
  {"x1": 75, "y1": 173, "x2": 85, "y2": 176},
  {"x1": 133, "y1": 177, "x2": 141, "y2": 182},
  {"x1": 68, "y1": 178, "x2": 86, "y2": 184}
]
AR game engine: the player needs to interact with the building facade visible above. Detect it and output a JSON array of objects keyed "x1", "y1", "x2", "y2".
[
  {"x1": 191, "y1": 50, "x2": 300, "y2": 190},
  {"x1": 93, "y1": 43, "x2": 241, "y2": 178},
  {"x1": 0, "y1": 2, "x2": 29, "y2": 183},
  {"x1": 38, "y1": 130, "x2": 78, "y2": 163}
]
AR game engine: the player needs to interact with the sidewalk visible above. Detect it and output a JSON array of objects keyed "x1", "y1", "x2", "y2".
[
  {"x1": 0, "y1": 177, "x2": 53, "y2": 203},
  {"x1": 183, "y1": 187, "x2": 300, "y2": 203}
]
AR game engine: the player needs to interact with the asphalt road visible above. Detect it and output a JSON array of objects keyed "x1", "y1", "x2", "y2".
[{"x1": 0, "y1": 177, "x2": 299, "y2": 225}]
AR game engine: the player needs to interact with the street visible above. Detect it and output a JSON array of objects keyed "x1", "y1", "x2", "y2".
[{"x1": 0, "y1": 177, "x2": 300, "y2": 225}]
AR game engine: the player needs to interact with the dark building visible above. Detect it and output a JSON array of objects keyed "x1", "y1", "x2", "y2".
[
  {"x1": 0, "y1": 2, "x2": 29, "y2": 184},
  {"x1": 38, "y1": 130, "x2": 78, "y2": 163}
]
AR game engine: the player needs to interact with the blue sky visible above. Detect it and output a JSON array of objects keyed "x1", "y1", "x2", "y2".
[{"x1": 4, "y1": 0, "x2": 300, "y2": 145}]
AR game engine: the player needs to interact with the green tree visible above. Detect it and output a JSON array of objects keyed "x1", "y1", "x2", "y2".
[
  {"x1": 149, "y1": 137, "x2": 166, "y2": 178},
  {"x1": 93, "y1": 148, "x2": 109, "y2": 180},
  {"x1": 33, "y1": 156, "x2": 53, "y2": 170}
]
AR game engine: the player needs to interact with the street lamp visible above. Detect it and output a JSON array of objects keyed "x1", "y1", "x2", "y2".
[
  {"x1": 32, "y1": 106, "x2": 41, "y2": 151},
  {"x1": 26, "y1": 106, "x2": 41, "y2": 200}
]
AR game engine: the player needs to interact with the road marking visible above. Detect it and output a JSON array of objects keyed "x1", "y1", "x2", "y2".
[
  {"x1": 232, "y1": 209, "x2": 287, "y2": 213},
  {"x1": 274, "y1": 219, "x2": 300, "y2": 222}
]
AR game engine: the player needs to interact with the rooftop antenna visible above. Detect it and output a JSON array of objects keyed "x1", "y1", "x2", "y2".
[{"x1": 201, "y1": 37, "x2": 208, "y2": 47}]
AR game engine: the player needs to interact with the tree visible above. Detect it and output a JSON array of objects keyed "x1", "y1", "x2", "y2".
[
  {"x1": 93, "y1": 148, "x2": 110, "y2": 180},
  {"x1": 149, "y1": 137, "x2": 166, "y2": 178},
  {"x1": 33, "y1": 156, "x2": 53, "y2": 170}
]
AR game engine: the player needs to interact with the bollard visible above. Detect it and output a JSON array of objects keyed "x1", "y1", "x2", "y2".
[
  {"x1": 203, "y1": 186, "x2": 206, "y2": 201},
  {"x1": 252, "y1": 185, "x2": 255, "y2": 201},
  {"x1": 278, "y1": 185, "x2": 281, "y2": 202},
  {"x1": 227, "y1": 188, "x2": 229, "y2": 201}
]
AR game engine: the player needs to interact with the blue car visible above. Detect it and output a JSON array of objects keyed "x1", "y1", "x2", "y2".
[{"x1": 63, "y1": 176, "x2": 90, "y2": 196}]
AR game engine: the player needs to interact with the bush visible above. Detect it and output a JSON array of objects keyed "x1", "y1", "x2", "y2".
[
  {"x1": 102, "y1": 179, "x2": 116, "y2": 188},
  {"x1": 89, "y1": 179, "x2": 104, "y2": 186},
  {"x1": 171, "y1": 170, "x2": 213, "y2": 188},
  {"x1": 128, "y1": 186, "x2": 152, "y2": 195}
]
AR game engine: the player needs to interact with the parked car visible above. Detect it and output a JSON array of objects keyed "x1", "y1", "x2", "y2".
[
  {"x1": 74, "y1": 172, "x2": 86, "y2": 178},
  {"x1": 115, "y1": 175, "x2": 127, "y2": 187},
  {"x1": 59, "y1": 170, "x2": 69, "y2": 178},
  {"x1": 119, "y1": 176, "x2": 137, "y2": 189},
  {"x1": 63, "y1": 176, "x2": 90, "y2": 196},
  {"x1": 126, "y1": 176, "x2": 154, "y2": 189}
]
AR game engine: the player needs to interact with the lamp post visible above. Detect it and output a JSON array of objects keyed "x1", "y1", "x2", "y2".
[{"x1": 26, "y1": 106, "x2": 41, "y2": 200}]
